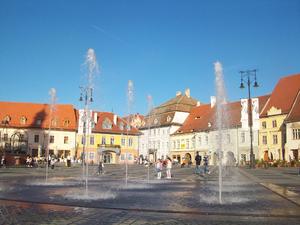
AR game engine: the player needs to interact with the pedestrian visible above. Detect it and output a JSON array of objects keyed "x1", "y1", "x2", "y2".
[
  {"x1": 50, "y1": 156, "x2": 55, "y2": 169},
  {"x1": 166, "y1": 157, "x2": 172, "y2": 179},
  {"x1": 155, "y1": 159, "x2": 162, "y2": 179},
  {"x1": 1, "y1": 155, "x2": 6, "y2": 168},
  {"x1": 67, "y1": 154, "x2": 71, "y2": 167},
  {"x1": 203, "y1": 154, "x2": 209, "y2": 174},
  {"x1": 98, "y1": 161, "x2": 104, "y2": 175},
  {"x1": 195, "y1": 152, "x2": 202, "y2": 174}
]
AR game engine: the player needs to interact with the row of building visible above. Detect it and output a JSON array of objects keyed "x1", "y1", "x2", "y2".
[{"x1": 0, "y1": 73, "x2": 300, "y2": 165}]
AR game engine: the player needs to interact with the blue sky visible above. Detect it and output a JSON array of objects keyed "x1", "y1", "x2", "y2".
[{"x1": 0, "y1": 0, "x2": 299, "y2": 116}]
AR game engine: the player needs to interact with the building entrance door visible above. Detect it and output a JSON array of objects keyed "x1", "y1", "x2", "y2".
[{"x1": 104, "y1": 153, "x2": 112, "y2": 163}]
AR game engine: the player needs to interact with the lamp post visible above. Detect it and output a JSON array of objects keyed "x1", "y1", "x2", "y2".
[
  {"x1": 239, "y1": 69, "x2": 259, "y2": 169},
  {"x1": 79, "y1": 86, "x2": 93, "y2": 193}
]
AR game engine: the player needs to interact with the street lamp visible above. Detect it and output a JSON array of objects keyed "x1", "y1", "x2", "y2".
[
  {"x1": 79, "y1": 86, "x2": 93, "y2": 193},
  {"x1": 239, "y1": 69, "x2": 259, "y2": 169}
]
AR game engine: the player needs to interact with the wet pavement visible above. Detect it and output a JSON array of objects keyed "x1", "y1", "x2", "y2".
[{"x1": 0, "y1": 164, "x2": 300, "y2": 224}]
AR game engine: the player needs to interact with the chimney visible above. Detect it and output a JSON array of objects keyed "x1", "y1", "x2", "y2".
[
  {"x1": 196, "y1": 101, "x2": 201, "y2": 106},
  {"x1": 113, "y1": 114, "x2": 117, "y2": 125},
  {"x1": 176, "y1": 91, "x2": 182, "y2": 96},
  {"x1": 210, "y1": 96, "x2": 216, "y2": 108},
  {"x1": 185, "y1": 88, "x2": 190, "y2": 98}
]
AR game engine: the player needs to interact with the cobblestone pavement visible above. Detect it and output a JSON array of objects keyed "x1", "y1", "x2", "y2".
[{"x1": 0, "y1": 165, "x2": 300, "y2": 225}]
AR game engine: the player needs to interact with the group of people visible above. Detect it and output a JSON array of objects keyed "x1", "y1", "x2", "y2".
[
  {"x1": 195, "y1": 152, "x2": 209, "y2": 175},
  {"x1": 155, "y1": 157, "x2": 172, "y2": 179}
]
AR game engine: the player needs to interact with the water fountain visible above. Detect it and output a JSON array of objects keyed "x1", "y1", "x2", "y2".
[
  {"x1": 81, "y1": 48, "x2": 99, "y2": 196},
  {"x1": 125, "y1": 80, "x2": 134, "y2": 186},
  {"x1": 146, "y1": 94, "x2": 153, "y2": 183},
  {"x1": 214, "y1": 61, "x2": 229, "y2": 204},
  {"x1": 45, "y1": 88, "x2": 57, "y2": 183}
]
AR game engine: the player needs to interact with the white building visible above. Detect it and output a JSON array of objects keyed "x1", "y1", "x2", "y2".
[{"x1": 139, "y1": 89, "x2": 200, "y2": 162}]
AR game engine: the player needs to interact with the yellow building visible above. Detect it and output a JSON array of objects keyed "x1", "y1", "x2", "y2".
[
  {"x1": 77, "y1": 111, "x2": 140, "y2": 164},
  {"x1": 259, "y1": 74, "x2": 300, "y2": 161}
]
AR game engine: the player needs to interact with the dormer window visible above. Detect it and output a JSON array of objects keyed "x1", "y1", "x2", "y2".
[
  {"x1": 102, "y1": 118, "x2": 112, "y2": 129},
  {"x1": 154, "y1": 118, "x2": 158, "y2": 125},
  {"x1": 36, "y1": 119, "x2": 42, "y2": 126},
  {"x1": 63, "y1": 120, "x2": 70, "y2": 127},
  {"x1": 20, "y1": 116, "x2": 27, "y2": 125},
  {"x1": 119, "y1": 122, "x2": 124, "y2": 130},
  {"x1": 167, "y1": 115, "x2": 172, "y2": 122},
  {"x1": 51, "y1": 118, "x2": 57, "y2": 127},
  {"x1": 3, "y1": 115, "x2": 11, "y2": 123},
  {"x1": 126, "y1": 124, "x2": 131, "y2": 131},
  {"x1": 208, "y1": 122, "x2": 212, "y2": 128}
]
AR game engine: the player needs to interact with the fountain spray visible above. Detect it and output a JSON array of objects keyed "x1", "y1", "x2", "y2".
[
  {"x1": 82, "y1": 48, "x2": 99, "y2": 196},
  {"x1": 126, "y1": 80, "x2": 134, "y2": 186},
  {"x1": 147, "y1": 95, "x2": 153, "y2": 183},
  {"x1": 214, "y1": 61, "x2": 228, "y2": 204},
  {"x1": 46, "y1": 88, "x2": 57, "y2": 184}
]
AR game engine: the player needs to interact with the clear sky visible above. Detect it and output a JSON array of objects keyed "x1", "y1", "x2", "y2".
[{"x1": 0, "y1": 0, "x2": 299, "y2": 116}]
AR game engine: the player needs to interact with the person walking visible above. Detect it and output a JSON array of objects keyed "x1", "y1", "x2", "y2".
[
  {"x1": 166, "y1": 157, "x2": 172, "y2": 179},
  {"x1": 156, "y1": 159, "x2": 163, "y2": 179},
  {"x1": 1, "y1": 155, "x2": 6, "y2": 168},
  {"x1": 98, "y1": 161, "x2": 104, "y2": 175},
  {"x1": 195, "y1": 152, "x2": 202, "y2": 175},
  {"x1": 203, "y1": 153, "x2": 209, "y2": 174}
]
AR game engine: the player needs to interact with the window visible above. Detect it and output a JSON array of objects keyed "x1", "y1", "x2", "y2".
[
  {"x1": 4, "y1": 134, "x2": 8, "y2": 142},
  {"x1": 49, "y1": 135, "x2": 54, "y2": 143},
  {"x1": 121, "y1": 138, "x2": 126, "y2": 146},
  {"x1": 101, "y1": 136, "x2": 106, "y2": 145},
  {"x1": 273, "y1": 135, "x2": 278, "y2": 144},
  {"x1": 157, "y1": 140, "x2": 160, "y2": 149},
  {"x1": 198, "y1": 136, "x2": 202, "y2": 146},
  {"x1": 90, "y1": 136, "x2": 94, "y2": 145},
  {"x1": 34, "y1": 135, "x2": 39, "y2": 143},
  {"x1": 226, "y1": 134, "x2": 231, "y2": 144},
  {"x1": 129, "y1": 138, "x2": 133, "y2": 147},
  {"x1": 51, "y1": 119, "x2": 57, "y2": 127},
  {"x1": 119, "y1": 122, "x2": 124, "y2": 130},
  {"x1": 192, "y1": 138, "x2": 195, "y2": 148},
  {"x1": 241, "y1": 132, "x2": 245, "y2": 143},
  {"x1": 20, "y1": 116, "x2": 27, "y2": 125},
  {"x1": 272, "y1": 120, "x2": 277, "y2": 128},
  {"x1": 102, "y1": 118, "x2": 112, "y2": 129},
  {"x1": 177, "y1": 140, "x2": 180, "y2": 149},
  {"x1": 89, "y1": 152, "x2": 94, "y2": 160},
  {"x1": 81, "y1": 137, "x2": 86, "y2": 145},
  {"x1": 64, "y1": 136, "x2": 69, "y2": 144},
  {"x1": 262, "y1": 136, "x2": 267, "y2": 145},
  {"x1": 262, "y1": 121, "x2": 267, "y2": 129},
  {"x1": 64, "y1": 120, "x2": 70, "y2": 127},
  {"x1": 205, "y1": 135, "x2": 208, "y2": 145},
  {"x1": 292, "y1": 129, "x2": 300, "y2": 140},
  {"x1": 36, "y1": 119, "x2": 42, "y2": 126},
  {"x1": 173, "y1": 141, "x2": 176, "y2": 149},
  {"x1": 110, "y1": 136, "x2": 114, "y2": 145},
  {"x1": 186, "y1": 139, "x2": 190, "y2": 149}
]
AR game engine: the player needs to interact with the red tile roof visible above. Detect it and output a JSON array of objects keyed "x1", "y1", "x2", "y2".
[
  {"x1": 261, "y1": 73, "x2": 300, "y2": 117},
  {"x1": 92, "y1": 111, "x2": 140, "y2": 135},
  {"x1": 285, "y1": 90, "x2": 300, "y2": 123},
  {"x1": 0, "y1": 101, "x2": 77, "y2": 130},
  {"x1": 175, "y1": 95, "x2": 270, "y2": 134}
]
